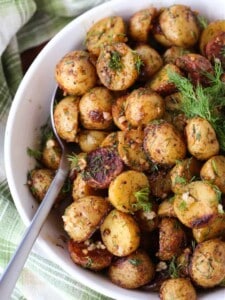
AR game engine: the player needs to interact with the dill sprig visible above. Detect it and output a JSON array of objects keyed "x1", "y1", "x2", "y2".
[
  {"x1": 168, "y1": 256, "x2": 180, "y2": 279},
  {"x1": 109, "y1": 50, "x2": 123, "y2": 71},
  {"x1": 168, "y1": 61, "x2": 225, "y2": 150},
  {"x1": 133, "y1": 187, "x2": 152, "y2": 211}
]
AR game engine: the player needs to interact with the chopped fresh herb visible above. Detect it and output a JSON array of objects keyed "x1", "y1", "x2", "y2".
[
  {"x1": 132, "y1": 51, "x2": 144, "y2": 73},
  {"x1": 85, "y1": 257, "x2": 93, "y2": 268},
  {"x1": 67, "y1": 153, "x2": 86, "y2": 171},
  {"x1": 178, "y1": 200, "x2": 187, "y2": 211},
  {"x1": 197, "y1": 15, "x2": 208, "y2": 29},
  {"x1": 128, "y1": 258, "x2": 142, "y2": 266},
  {"x1": 175, "y1": 175, "x2": 187, "y2": 185},
  {"x1": 133, "y1": 187, "x2": 152, "y2": 212},
  {"x1": 109, "y1": 50, "x2": 123, "y2": 71},
  {"x1": 220, "y1": 45, "x2": 225, "y2": 57},
  {"x1": 168, "y1": 256, "x2": 180, "y2": 278},
  {"x1": 211, "y1": 159, "x2": 218, "y2": 175},
  {"x1": 27, "y1": 147, "x2": 42, "y2": 160}
]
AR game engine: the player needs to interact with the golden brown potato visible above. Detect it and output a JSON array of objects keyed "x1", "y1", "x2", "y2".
[
  {"x1": 128, "y1": 7, "x2": 157, "y2": 42},
  {"x1": 159, "y1": 5, "x2": 200, "y2": 48},
  {"x1": 185, "y1": 117, "x2": 219, "y2": 160},
  {"x1": 42, "y1": 138, "x2": 61, "y2": 170},
  {"x1": 158, "y1": 198, "x2": 176, "y2": 218},
  {"x1": 146, "y1": 63, "x2": 182, "y2": 96},
  {"x1": 79, "y1": 87, "x2": 114, "y2": 130},
  {"x1": 77, "y1": 130, "x2": 108, "y2": 153},
  {"x1": 193, "y1": 214, "x2": 225, "y2": 243},
  {"x1": 200, "y1": 155, "x2": 225, "y2": 193},
  {"x1": 148, "y1": 169, "x2": 172, "y2": 199},
  {"x1": 55, "y1": 50, "x2": 97, "y2": 96},
  {"x1": 62, "y1": 196, "x2": 111, "y2": 242},
  {"x1": 163, "y1": 46, "x2": 191, "y2": 64},
  {"x1": 152, "y1": 19, "x2": 173, "y2": 48},
  {"x1": 85, "y1": 16, "x2": 127, "y2": 57},
  {"x1": 190, "y1": 238, "x2": 225, "y2": 288},
  {"x1": 144, "y1": 121, "x2": 186, "y2": 166},
  {"x1": 53, "y1": 96, "x2": 79, "y2": 142},
  {"x1": 100, "y1": 209, "x2": 140, "y2": 256},
  {"x1": 72, "y1": 173, "x2": 100, "y2": 201},
  {"x1": 160, "y1": 278, "x2": 197, "y2": 300},
  {"x1": 117, "y1": 129, "x2": 152, "y2": 172},
  {"x1": 108, "y1": 249, "x2": 155, "y2": 289},
  {"x1": 134, "y1": 203, "x2": 158, "y2": 232},
  {"x1": 100, "y1": 131, "x2": 119, "y2": 149},
  {"x1": 157, "y1": 217, "x2": 187, "y2": 261},
  {"x1": 112, "y1": 95, "x2": 130, "y2": 131},
  {"x1": 125, "y1": 88, "x2": 165, "y2": 127},
  {"x1": 173, "y1": 181, "x2": 220, "y2": 228},
  {"x1": 27, "y1": 168, "x2": 54, "y2": 202},
  {"x1": 205, "y1": 31, "x2": 225, "y2": 68},
  {"x1": 199, "y1": 20, "x2": 225, "y2": 55},
  {"x1": 134, "y1": 44, "x2": 163, "y2": 81},
  {"x1": 68, "y1": 238, "x2": 113, "y2": 271},
  {"x1": 108, "y1": 170, "x2": 150, "y2": 213},
  {"x1": 170, "y1": 157, "x2": 202, "y2": 194},
  {"x1": 96, "y1": 42, "x2": 139, "y2": 90}
]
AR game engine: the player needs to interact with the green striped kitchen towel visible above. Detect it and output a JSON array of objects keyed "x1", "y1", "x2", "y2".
[{"x1": 0, "y1": 1, "x2": 112, "y2": 299}]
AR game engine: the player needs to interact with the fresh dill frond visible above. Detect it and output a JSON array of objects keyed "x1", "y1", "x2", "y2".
[
  {"x1": 109, "y1": 50, "x2": 123, "y2": 71},
  {"x1": 133, "y1": 187, "x2": 152, "y2": 211},
  {"x1": 168, "y1": 256, "x2": 180, "y2": 279},
  {"x1": 67, "y1": 153, "x2": 87, "y2": 171},
  {"x1": 197, "y1": 15, "x2": 208, "y2": 29},
  {"x1": 27, "y1": 147, "x2": 42, "y2": 160},
  {"x1": 128, "y1": 258, "x2": 142, "y2": 266},
  {"x1": 132, "y1": 51, "x2": 144, "y2": 73}
]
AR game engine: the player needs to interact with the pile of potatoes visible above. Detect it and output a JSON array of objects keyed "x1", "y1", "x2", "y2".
[{"x1": 27, "y1": 4, "x2": 225, "y2": 300}]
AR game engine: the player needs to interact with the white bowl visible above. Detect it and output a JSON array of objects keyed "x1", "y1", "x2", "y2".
[{"x1": 5, "y1": 0, "x2": 225, "y2": 299}]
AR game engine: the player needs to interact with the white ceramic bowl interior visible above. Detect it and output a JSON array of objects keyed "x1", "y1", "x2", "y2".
[{"x1": 5, "y1": 0, "x2": 225, "y2": 299}]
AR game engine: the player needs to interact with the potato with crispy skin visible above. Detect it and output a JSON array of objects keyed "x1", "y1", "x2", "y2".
[
  {"x1": 72, "y1": 173, "x2": 100, "y2": 201},
  {"x1": 190, "y1": 238, "x2": 225, "y2": 288},
  {"x1": 77, "y1": 130, "x2": 108, "y2": 153},
  {"x1": 109, "y1": 249, "x2": 155, "y2": 289},
  {"x1": 42, "y1": 138, "x2": 61, "y2": 170},
  {"x1": 62, "y1": 196, "x2": 111, "y2": 242},
  {"x1": 96, "y1": 42, "x2": 139, "y2": 90},
  {"x1": 112, "y1": 95, "x2": 129, "y2": 131},
  {"x1": 148, "y1": 169, "x2": 172, "y2": 199},
  {"x1": 55, "y1": 50, "x2": 97, "y2": 96},
  {"x1": 53, "y1": 96, "x2": 79, "y2": 142},
  {"x1": 160, "y1": 278, "x2": 197, "y2": 300},
  {"x1": 85, "y1": 16, "x2": 127, "y2": 57},
  {"x1": 79, "y1": 87, "x2": 114, "y2": 130}
]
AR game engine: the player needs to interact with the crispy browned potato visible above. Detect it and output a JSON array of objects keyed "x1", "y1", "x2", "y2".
[
  {"x1": 72, "y1": 173, "x2": 100, "y2": 201},
  {"x1": 148, "y1": 169, "x2": 172, "y2": 199},
  {"x1": 144, "y1": 120, "x2": 186, "y2": 166},
  {"x1": 100, "y1": 131, "x2": 119, "y2": 149},
  {"x1": 205, "y1": 32, "x2": 225, "y2": 67},
  {"x1": 77, "y1": 130, "x2": 108, "y2": 153},
  {"x1": 109, "y1": 249, "x2": 155, "y2": 289},
  {"x1": 85, "y1": 16, "x2": 127, "y2": 57},
  {"x1": 128, "y1": 7, "x2": 157, "y2": 42},
  {"x1": 157, "y1": 217, "x2": 187, "y2": 261},
  {"x1": 160, "y1": 278, "x2": 197, "y2": 300},
  {"x1": 159, "y1": 5, "x2": 200, "y2": 48},
  {"x1": 96, "y1": 42, "x2": 139, "y2": 90},
  {"x1": 185, "y1": 117, "x2": 219, "y2": 160},
  {"x1": 158, "y1": 198, "x2": 176, "y2": 218},
  {"x1": 125, "y1": 88, "x2": 165, "y2": 127},
  {"x1": 68, "y1": 238, "x2": 113, "y2": 271},
  {"x1": 190, "y1": 238, "x2": 225, "y2": 288},
  {"x1": 134, "y1": 44, "x2": 163, "y2": 81},
  {"x1": 55, "y1": 50, "x2": 97, "y2": 96},
  {"x1": 100, "y1": 209, "x2": 140, "y2": 256},
  {"x1": 62, "y1": 196, "x2": 111, "y2": 242},
  {"x1": 200, "y1": 155, "x2": 225, "y2": 193},
  {"x1": 42, "y1": 138, "x2": 61, "y2": 170},
  {"x1": 163, "y1": 46, "x2": 191, "y2": 64},
  {"x1": 173, "y1": 181, "x2": 220, "y2": 228},
  {"x1": 53, "y1": 96, "x2": 79, "y2": 142},
  {"x1": 79, "y1": 87, "x2": 114, "y2": 130},
  {"x1": 112, "y1": 95, "x2": 130, "y2": 131},
  {"x1": 134, "y1": 202, "x2": 158, "y2": 232},
  {"x1": 27, "y1": 168, "x2": 54, "y2": 202}
]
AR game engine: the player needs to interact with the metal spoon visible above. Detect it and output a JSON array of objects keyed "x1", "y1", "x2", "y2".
[{"x1": 0, "y1": 86, "x2": 70, "y2": 299}]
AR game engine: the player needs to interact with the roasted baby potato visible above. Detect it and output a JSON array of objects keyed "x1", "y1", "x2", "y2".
[
  {"x1": 77, "y1": 130, "x2": 108, "y2": 153},
  {"x1": 128, "y1": 7, "x2": 157, "y2": 42},
  {"x1": 134, "y1": 44, "x2": 163, "y2": 81},
  {"x1": 117, "y1": 129, "x2": 152, "y2": 172},
  {"x1": 62, "y1": 196, "x2": 111, "y2": 242},
  {"x1": 96, "y1": 42, "x2": 139, "y2": 90},
  {"x1": 100, "y1": 131, "x2": 119, "y2": 149},
  {"x1": 100, "y1": 209, "x2": 140, "y2": 256},
  {"x1": 68, "y1": 238, "x2": 113, "y2": 271},
  {"x1": 173, "y1": 181, "x2": 220, "y2": 228},
  {"x1": 79, "y1": 87, "x2": 114, "y2": 130},
  {"x1": 125, "y1": 88, "x2": 165, "y2": 127},
  {"x1": 200, "y1": 155, "x2": 225, "y2": 193},
  {"x1": 134, "y1": 202, "x2": 158, "y2": 232},
  {"x1": 85, "y1": 16, "x2": 127, "y2": 57},
  {"x1": 163, "y1": 46, "x2": 191, "y2": 64},
  {"x1": 42, "y1": 137, "x2": 61, "y2": 170},
  {"x1": 205, "y1": 31, "x2": 225, "y2": 68},
  {"x1": 53, "y1": 96, "x2": 79, "y2": 142},
  {"x1": 144, "y1": 120, "x2": 186, "y2": 166},
  {"x1": 160, "y1": 278, "x2": 197, "y2": 300},
  {"x1": 190, "y1": 238, "x2": 225, "y2": 288},
  {"x1": 158, "y1": 198, "x2": 176, "y2": 218},
  {"x1": 158, "y1": 5, "x2": 200, "y2": 48},
  {"x1": 55, "y1": 50, "x2": 97, "y2": 96},
  {"x1": 185, "y1": 117, "x2": 219, "y2": 160},
  {"x1": 72, "y1": 173, "x2": 100, "y2": 201},
  {"x1": 157, "y1": 217, "x2": 187, "y2": 261},
  {"x1": 108, "y1": 170, "x2": 150, "y2": 213},
  {"x1": 112, "y1": 95, "x2": 129, "y2": 131},
  {"x1": 147, "y1": 169, "x2": 172, "y2": 200},
  {"x1": 108, "y1": 249, "x2": 155, "y2": 289}
]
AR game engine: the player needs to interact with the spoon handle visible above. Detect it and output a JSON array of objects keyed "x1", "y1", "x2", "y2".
[{"x1": 0, "y1": 167, "x2": 68, "y2": 299}]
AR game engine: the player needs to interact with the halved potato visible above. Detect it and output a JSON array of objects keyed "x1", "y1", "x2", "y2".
[{"x1": 160, "y1": 278, "x2": 197, "y2": 300}]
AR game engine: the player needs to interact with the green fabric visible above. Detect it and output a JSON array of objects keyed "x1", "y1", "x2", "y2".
[{"x1": 0, "y1": 1, "x2": 113, "y2": 299}]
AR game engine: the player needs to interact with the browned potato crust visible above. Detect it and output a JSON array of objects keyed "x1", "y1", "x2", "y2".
[
  {"x1": 77, "y1": 130, "x2": 108, "y2": 153},
  {"x1": 42, "y1": 138, "x2": 61, "y2": 170},
  {"x1": 160, "y1": 278, "x2": 197, "y2": 300},
  {"x1": 158, "y1": 198, "x2": 176, "y2": 218},
  {"x1": 190, "y1": 238, "x2": 225, "y2": 288},
  {"x1": 112, "y1": 95, "x2": 130, "y2": 131},
  {"x1": 55, "y1": 50, "x2": 97, "y2": 96},
  {"x1": 157, "y1": 217, "x2": 187, "y2": 261},
  {"x1": 163, "y1": 46, "x2": 191, "y2": 64},
  {"x1": 72, "y1": 173, "x2": 100, "y2": 201},
  {"x1": 108, "y1": 249, "x2": 155, "y2": 289}
]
